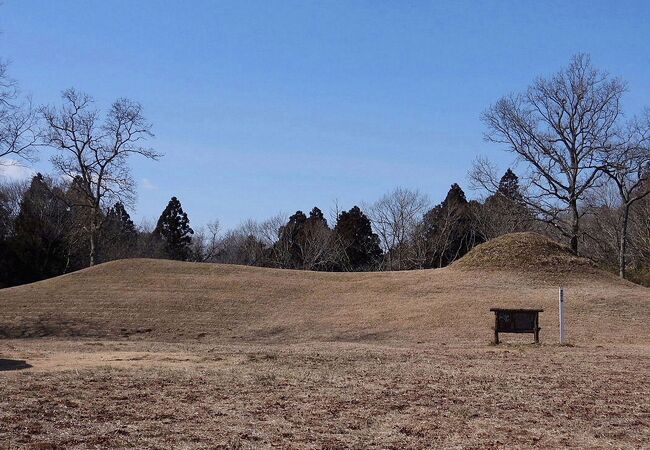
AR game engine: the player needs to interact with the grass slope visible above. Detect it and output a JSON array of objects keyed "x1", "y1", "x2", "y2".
[{"x1": 1, "y1": 233, "x2": 648, "y2": 345}]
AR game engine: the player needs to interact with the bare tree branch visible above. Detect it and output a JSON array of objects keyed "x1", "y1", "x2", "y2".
[{"x1": 0, "y1": 61, "x2": 38, "y2": 163}]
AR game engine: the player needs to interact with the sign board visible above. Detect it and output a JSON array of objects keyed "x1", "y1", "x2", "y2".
[{"x1": 490, "y1": 308, "x2": 543, "y2": 344}]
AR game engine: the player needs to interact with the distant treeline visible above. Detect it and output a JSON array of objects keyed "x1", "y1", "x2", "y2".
[{"x1": 1, "y1": 168, "x2": 649, "y2": 288}]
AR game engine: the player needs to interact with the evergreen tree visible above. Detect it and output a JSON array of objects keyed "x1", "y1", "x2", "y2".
[
  {"x1": 307, "y1": 207, "x2": 327, "y2": 227},
  {"x1": 106, "y1": 202, "x2": 136, "y2": 235},
  {"x1": 154, "y1": 196, "x2": 194, "y2": 260},
  {"x1": 496, "y1": 168, "x2": 524, "y2": 202},
  {"x1": 10, "y1": 174, "x2": 72, "y2": 284},
  {"x1": 276, "y1": 210, "x2": 308, "y2": 268},
  {"x1": 99, "y1": 202, "x2": 137, "y2": 261},
  {"x1": 275, "y1": 207, "x2": 337, "y2": 270},
  {"x1": 479, "y1": 169, "x2": 533, "y2": 239},
  {"x1": 303, "y1": 207, "x2": 336, "y2": 269},
  {"x1": 334, "y1": 206, "x2": 382, "y2": 270},
  {"x1": 421, "y1": 183, "x2": 481, "y2": 268},
  {"x1": 443, "y1": 183, "x2": 468, "y2": 208}
]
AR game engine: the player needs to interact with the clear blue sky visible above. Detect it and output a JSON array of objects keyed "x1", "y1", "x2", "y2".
[{"x1": 2, "y1": 1, "x2": 649, "y2": 229}]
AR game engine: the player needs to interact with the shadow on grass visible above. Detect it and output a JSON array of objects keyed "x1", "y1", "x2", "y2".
[
  {"x1": 0, "y1": 315, "x2": 104, "y2": 339},
  {"x1": 0, "y1": 358, "x2": 32, "y2": 371}
]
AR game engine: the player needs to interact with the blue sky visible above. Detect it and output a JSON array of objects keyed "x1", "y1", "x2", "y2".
[{"x1": 2, "y1": 1, "x2": 649, "y2": 229}]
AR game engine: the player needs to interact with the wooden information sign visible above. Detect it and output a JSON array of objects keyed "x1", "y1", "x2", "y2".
[{"x1": 490, "y1": 308, "x2": 543, "y2": 344}]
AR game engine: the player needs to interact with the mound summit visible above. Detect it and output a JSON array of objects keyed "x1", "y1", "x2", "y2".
[{"x1": 453, "y1": 232, "x2": 598, "y2": 273}]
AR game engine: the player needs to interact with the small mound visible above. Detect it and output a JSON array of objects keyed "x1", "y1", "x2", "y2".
[{"x1": 453, "y1": 232, "x2": 597, "y2": 273}]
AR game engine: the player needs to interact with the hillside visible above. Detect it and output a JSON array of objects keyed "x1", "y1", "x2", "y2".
[{"x1": 0, "y1": 233, "x2": 648, "y2": 345}]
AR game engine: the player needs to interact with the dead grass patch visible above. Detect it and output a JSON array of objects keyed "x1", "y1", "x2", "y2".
[{"x1": 0, "y1": 341, "x2": 648, "y2": 449}]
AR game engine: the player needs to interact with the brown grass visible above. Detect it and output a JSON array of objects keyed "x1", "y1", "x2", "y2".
[
  {"x1": 453, "y1": 232, "x2": 599, "y2": 274},
  {"x1": 1, "y1": 340, "x2": 648, "y2": 449},
  {"x1": 0, "y1": 250, "x2": 646, "y2": 345},
  {"x1": 1, "y1": 233, "x2": 649, "y2": 448}
]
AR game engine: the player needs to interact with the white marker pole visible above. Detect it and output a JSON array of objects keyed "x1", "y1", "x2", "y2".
[{"x1": 559, "y1": 287, "x2": 565, "y2": 344}]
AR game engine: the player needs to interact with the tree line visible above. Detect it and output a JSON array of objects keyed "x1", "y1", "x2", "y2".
[
  {"x1": 1, "y1": 53, "x2": 649, "y2": 287},
  {"x1": 4, "y1": 166, "x2": 649, "y2": 286},
  {"x1": 0, "y1": 169, "x2": 529, "y2": 285}
]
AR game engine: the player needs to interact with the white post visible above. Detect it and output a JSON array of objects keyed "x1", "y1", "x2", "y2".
[{"x1": 559, "y1": 287, "x2": 565, "y2": 344}]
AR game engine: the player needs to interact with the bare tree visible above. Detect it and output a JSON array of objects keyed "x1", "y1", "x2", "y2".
[
  {"x1": 581, "y1": 182, "x2": 622, "y2": 269},
  {"x1": 190, "y1": 219, "x2": 221, "y2": 262},
  {"x1": 479, "y1": 54, "x2": 625, "y2": 254},
  {"x1": 256, "y1": 214, "x2": 287, "y2": 248},
  {"x1": 297, "y1": 219, "x2": 341, "y2": 270},
  {"x1": 367, "y1": 187, "x2": 429, "y2": 270},
  {"x1": 216, "y1": 220, "x2": 268, "y2": 266},
  {"x1": 629, "y1": 188, "x2": 650, "y2": 271},
  {"x1": 0, "y1": 61, "x2": 38, "y2": 164},
  {"x1": 469, "y1": 168, "x2": 535, "y2": 240},
  {"x1": 0, "y1": 177, "x2": 28, "y2": 226},
  {"x1": 472, "y1": 197, "x2": 533, "y2": 240},
  {"x1": 600, "y1": 114, "x2": 650, "y2": 278},
  {"x1": 212, "y1": 215, "x2": 287, "y2": 266},
  {"x1": 41, "y1": 88, "x2": 160, "y2": 266}
]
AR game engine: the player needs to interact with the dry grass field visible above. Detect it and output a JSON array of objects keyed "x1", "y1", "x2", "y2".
[{"x1": 1, "y1": 233, "x2": 649, "y2": 449}]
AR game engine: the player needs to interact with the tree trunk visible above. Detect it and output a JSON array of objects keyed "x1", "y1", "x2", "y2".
[
  {"x1": 89, "y1": 230, "x2": 96, "y2": 267},
  {"x1": 570, "y1": 199, "x2": 580, "y2": 255},
  {"x1": 89, "y1": 209, "x2": 98, "y2": 267},
  {"x1": 619, "y1": 204, "x2": 630, "y2": 279}
]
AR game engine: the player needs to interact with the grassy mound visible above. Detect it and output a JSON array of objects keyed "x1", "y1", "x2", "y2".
[
  {"x1": 2, "y1": 240, "x2": 646, "y2": 344},
  {"x1": 453, "y1": 232, "x2": 597, "y2": 273}
]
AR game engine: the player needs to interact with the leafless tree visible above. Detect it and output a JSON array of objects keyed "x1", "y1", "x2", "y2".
[
  {"x1": 132, "y1": 218, "x2": 166, "y2": 259},
  {"x1": 581, "y1": 182, "x2": 622, "y2": 269},
  {"x1": 629, "y1": 190, "x2": 650, "y2": 271},
  {"x1": 479, "y1": 54, "x2": 625, "y2": 254},
  {"x1": 297, "y1": 220, "x2": 341, "y2": 270},
  {"x1": 0, "y1": 61, "x2": 38, "y2": 165},
  {"x1": 256, "y1": 214, "x2": 287, "y2": 248},
  {"x1": 216, "y1": 221, "x2": 267, "y2": 266},
  {"x1": 213, "y1": 215, "x2": 287, "y2": 266},
  {"x1": 599, "y1": 114, "x2": 650, "y2": 278},
  {"x1": 41, "y1": 88, "x2": 160, "y2": 266},
  {"x1": 367, "y1": 187, "x2": 429, "y2": 270},
  {"x1": 472, "y1": 196, "x2": 534, "y2": 240},
  {"x1": 0, "y1": 178, "x2": 28, "y2": 224},
  {"x1": 190, "y1": 219, "x2": 221, "y2": 262},
  {"x1": 468, "y1": 168, "x2": 535, "y2": 240},
  {"x1": 256, "y1": 214, "x2": 288, "y2": 266}
]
